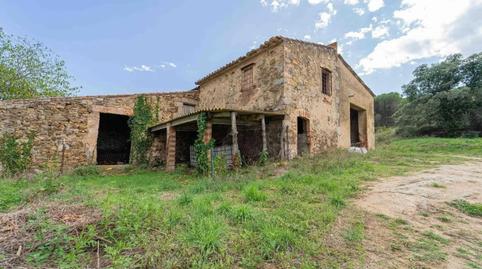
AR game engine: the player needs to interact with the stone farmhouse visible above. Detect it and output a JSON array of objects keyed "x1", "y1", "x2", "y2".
[{"x1": 0, "y1": 36, "x2": 375, "y2": 172}]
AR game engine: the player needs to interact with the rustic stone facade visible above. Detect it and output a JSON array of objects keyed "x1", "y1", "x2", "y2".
[
  {"x1": 0, "y1": 91, "x2": 198, "y2": 171},
  {"x1": 0, "y1": 36, "x2": 374, "y2": 173},
  {"x1": 194, "y1": 36, "x2": 375, "y2": 159}
]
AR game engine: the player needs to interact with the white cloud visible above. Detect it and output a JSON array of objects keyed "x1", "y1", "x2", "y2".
[
  {"x1": 344, "y1": 25, "x2": 372, "y2": 40},
  {"x1": 124, "y1": 61, "x2": 177, "y2": 72},
  {"x1": 315, "y1": 2, "x2": 337, "y2": 29},
  {"x1": 364, "y1": 0, "x2": 384, "y2": 12},
  {"x1": 123, "y1": 65, "x2": 154, "y2": 72},
  {"x1": 304, "y1": 34, "x2": 312, "y2": 40},
  {"x1": 260, "y1": 0, "x2": 300, "y2": 12},
  {"x1": 308, "y1": 0, "x2": 329, "y2": 5},
  {"x1": 358, "y1": 0, "x2": 482, "y2": 74},
  {"x1": 371, "y1": 25, "x2": 389, "y2": 38},
  {"x1": 344, "y1": 0, "x2": 359, "y2": 5},
  {"x1": 353, "y1": 7, "x2": 365, "y2": 16},
  {"x1": 315, "y1": 12, "x2": 332, "y2": 29}
]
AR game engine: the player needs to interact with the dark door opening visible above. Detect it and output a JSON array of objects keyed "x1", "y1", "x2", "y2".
[
  {"x1": 297, "y1": 117, "x2": 309, "y2": 156},
  {"x1": 350, "y1": 108, "x2": 360, "y2": 146},
  {"x1": 96, "y1": 113, "x2": 131, "y2": 165}
]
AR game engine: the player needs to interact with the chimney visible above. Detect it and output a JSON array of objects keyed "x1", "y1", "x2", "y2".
[{"x1": 328, "y1": 42, "x2": 337, "y2": 52}]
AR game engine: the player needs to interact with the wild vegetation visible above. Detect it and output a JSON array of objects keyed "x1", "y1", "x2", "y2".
[
  {"x1": 0, "y1": 28, "x2": 78, "y2": 100},
  {"x1": 1, "y1": 137, "x2": 481, "y2": 268},
  {"x1": 128, "y1": 96, "x2": 154, "y2": 165},
  {"x1": 0, "y1": 132, "x2": 35, "y2": 177},
  {"x1": 375, "y1": 52, "x2": 482, "y2": 137}
]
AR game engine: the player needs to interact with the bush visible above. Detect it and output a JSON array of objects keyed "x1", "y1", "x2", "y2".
[
  {"x1": 0, "y1": 132, "x2": 34, "y2": 177},
  {"x1": 71, "y1": 165, "x2": 101, "y2": 177},
  {"x1": 461, "y1": 131, "x2": 480, "y2": 138},
  {"x1": 213, "y1": 153, "x2": 228, "y2": 177},
  {"x1": 375, "y1": 127, "x2": 396, "y2": 144}
]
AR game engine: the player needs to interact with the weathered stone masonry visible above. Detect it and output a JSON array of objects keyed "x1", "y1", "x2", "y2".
[
  {"x1": 0, "y1": 91, "x2": 198, "y2": 170},
  {"x1": 0, "y1": 36, "x2": 375, "y2": 173}
]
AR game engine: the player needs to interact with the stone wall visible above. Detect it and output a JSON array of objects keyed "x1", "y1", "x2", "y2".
[
  {"x1": 337, "y1": 58, "x2": 375, "y2": 149},
  {"x1": 195, "y1": 37, "x2": 374, "y2": 159},
  {"x1": 282, "y1": 39, "x2": 375, "y2": 157},
  {"x1": 0, "y1": 91, "x2": 199, "y2": 172},
  {"x1": 197, "y1": 43, "x2": 286, "y2": 112}
]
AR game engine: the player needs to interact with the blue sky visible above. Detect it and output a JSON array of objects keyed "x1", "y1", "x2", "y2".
[{"x1": 1, "y1": 0, "x2": 481, "y2": 96}]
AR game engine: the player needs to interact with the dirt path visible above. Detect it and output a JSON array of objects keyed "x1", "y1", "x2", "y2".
[{"x1": 357, "y1": 161, "x2": 482, "y2": 269}]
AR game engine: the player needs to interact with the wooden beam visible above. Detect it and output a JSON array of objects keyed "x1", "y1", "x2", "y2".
[
  {"x1": 261, "y1": 115, "x2": 267, "y2": 153},
  {"x1": 231, "y1": 112, "x2": 239, "y2": 157}
]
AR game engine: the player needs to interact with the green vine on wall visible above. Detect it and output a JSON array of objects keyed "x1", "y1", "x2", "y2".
[
  {"x1": 0, "y1": 132, "x2": 35, "y2": 177},
  {"x1": 128, "y1": 95, "x2": 154, "y2": 165},
  {"x1": 194, "y1": 112, "x2": 214, "y2": 175}
]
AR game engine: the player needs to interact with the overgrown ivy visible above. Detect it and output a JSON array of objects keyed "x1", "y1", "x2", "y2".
[
  {"x1": 0, "y1": 132, "x2": 35, "y2": 177},
  {"x1": 194, "y1": 112, "x2": 214, "y2": 175},
  {"x1": 128, "y1": 96, "x2": 154, "y2": 165}
]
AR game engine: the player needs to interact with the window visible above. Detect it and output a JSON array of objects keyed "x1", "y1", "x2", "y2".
[
  {"x1": 182, "y1": 103, "x2": 196, "y2": 114},
  {"x1": 241, "y1": 64, "x2": 254, "y2": 91},
  {"x1": 321, "y1": 68, "x2": 332, "y2": 96}
]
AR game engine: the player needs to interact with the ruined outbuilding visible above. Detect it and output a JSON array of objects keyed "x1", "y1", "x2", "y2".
[{"x1": 0, "y1": 36, "x2": 374, "y2": 172}]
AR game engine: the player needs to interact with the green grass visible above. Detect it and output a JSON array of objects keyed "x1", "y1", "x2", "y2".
[
  {"x1": 1, "y1": 137, "x2": 481, "y2": 268},
  {"x1": 450, "y1": 199, "x2": 482, "y2": 217}
]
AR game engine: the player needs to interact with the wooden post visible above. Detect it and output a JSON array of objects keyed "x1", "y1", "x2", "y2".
[
  {"x1": 231, "y1": 112, "x2": 239, "y2": 156},
  {"x1": 204, "y1": 117, "x2": 213, "y2": 168},
  {"x1": 166, "y1": 123, "x2": 176, "y2": 171},
  {"x1": 231, "y1": 112, "x2": 241, "y2": 167},
  {"x1": 261, "y1": 115, "x2": 267, "y2": 153}
]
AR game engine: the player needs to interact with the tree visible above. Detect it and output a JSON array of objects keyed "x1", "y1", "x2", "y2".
[
  {"x1": 402, "y1": 54, "x2": 463, "y2": 101},
  {"x1": 0, "y1": 28, "x2": 78, "y2": 100},
  {"x1": 374, "y1": 92, "x2": 402, "y2": 127},
  {"x1": 396, "y1": 53, "x2": 482, "y2": 137}
]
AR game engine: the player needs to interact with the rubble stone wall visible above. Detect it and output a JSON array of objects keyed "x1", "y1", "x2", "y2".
[
  {"x1": 282, "y1": 40, "x2": 375, "y2": 157},
  {"x1": 197, "y1": 43, "x2": 286, "y2": 112},
  {"x1": 0, "y1": 91, "x2": 198, "y2": 171}
]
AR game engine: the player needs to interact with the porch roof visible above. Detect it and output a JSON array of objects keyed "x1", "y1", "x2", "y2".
[{"x1": 149, "y1": 108, "x2": 285, "y2": 132}]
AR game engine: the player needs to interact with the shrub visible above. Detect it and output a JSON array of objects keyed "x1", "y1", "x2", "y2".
[
  {"x1": 213, "y1": 153, "x2": 228, "y2": 177},
  {"x1": 375, "y1": 127, "x2": 396, "y2": 144},
  {"x1": 0, "y1": 132, "x2": 34, "y2": 177}
]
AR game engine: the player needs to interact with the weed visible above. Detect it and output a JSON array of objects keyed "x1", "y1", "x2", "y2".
[
  {"x1": 260, "y1": 222, "x2": 296, "y2": 258},
  {"x1": 422, "y1": 231, "x2": 450, "y2": 245},
  {"x1": 343, "y1": 220, "x2": 364, "y2": 243},
  {"x1": 242, "y1": 184, "x2": 267, "y2": 202},
  {"x1": 177, "y1": 193, "x2": 193, "y2": 206},
  {"x1": 183, "y1": 216, "x2": 225, "y2": 258},
  {"x1": 437, "y1": 215, "x2": 452, "y2": 223},
  {"x1": 430, "y1": 182, "x2": 446, "y2": 188},
  {"x1": 450, "y1": 199, "x2": 482, "y2": 217}
]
